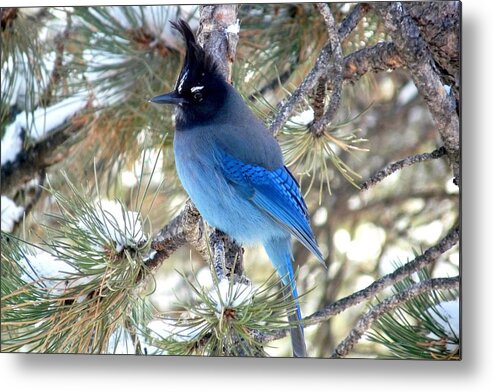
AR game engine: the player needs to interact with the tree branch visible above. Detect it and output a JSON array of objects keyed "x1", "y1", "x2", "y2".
[
  {"x1": 308, "y1": 225, "x2": 459, "y2": 325},
  {"x1": 338, "y1": 3, "x2": 371, "y2": 42},
  {"x1": 268, "y1": 41, "x2": 333, "y2": 135},
  {"x1": 1, "y1": 121, "x2": 85, "y2": 192},
  {"x1": 248, "y1": 3, "x2": 369, "y2": 104},
  {"x1": 361, "y1": 146, "x2": 447, "y2": 190},
  {"x1": 209, "y1": 229, "x2": 246, "y2": 284},
  {"x1": 197, "y1": 5, "x2": 240, "y2": 83},
  {"x1": 268, "y1": 2, "x2": 374, "y2": 135},
  {"x1": 342, "y1": 42, "x2": 403, "y2": 84},
  {"x1": 310, "y1": 4, "x2": 344, "y2": 137},
  {"x1": 331, "y1": 276, "x2": 459, "y2": 358},
  {"x1": 404, "y1": 2, "x2": 460, "y2": 100},
  {"x1": 375, "y1": 2, "x2": 460, "y2": 183},
  {"x1": 145, "y1": 200, "x2": 205, "y2": 272}
]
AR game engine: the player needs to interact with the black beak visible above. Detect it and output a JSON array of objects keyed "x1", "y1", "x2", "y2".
[{"x1": 149, "y1": 91, "x2": 185, "y2": 105}]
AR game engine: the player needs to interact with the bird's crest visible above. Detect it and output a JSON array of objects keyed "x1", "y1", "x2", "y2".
[{"x1": 170, "y1": 19, "x2": 221, "y2": 94}]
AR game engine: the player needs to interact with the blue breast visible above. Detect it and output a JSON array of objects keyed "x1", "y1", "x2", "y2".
[{"x1": 173, "y1": 129, "x2": 285, "y2": 245}]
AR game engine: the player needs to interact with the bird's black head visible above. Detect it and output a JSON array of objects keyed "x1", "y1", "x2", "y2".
[{"x1": 150, "y1": 19, "x2": 228, "y2": 128}]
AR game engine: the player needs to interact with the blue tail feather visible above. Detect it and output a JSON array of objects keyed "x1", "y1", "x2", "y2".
[{"x1": 264, "y1": 237, "x2": 307, "y2": 357}]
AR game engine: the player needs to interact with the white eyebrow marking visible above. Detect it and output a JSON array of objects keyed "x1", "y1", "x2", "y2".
[
  {"x1": 177, "y1": 69, "x2": 188, "y2": 94},
  {"x1": 191, "y1": 86, "x2": 204, "y2": 93}
]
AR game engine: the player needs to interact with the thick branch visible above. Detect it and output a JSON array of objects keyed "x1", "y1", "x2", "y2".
[
  {"x1": 331, "y1": 276, "x2": 459, "y2": 358},
  {"x1": 258, "y1": 225, "x2": 459, "y2": 343},
  {"x1": 198, "y1": 5, "x2": 240, "y2": 83},
  {"x1": 196, "y1": 6, "x2": 245, "y2": 282},
  {"x1": 361, "y1": 146, "x2": 447, "y2": 190},
  {"x1": 404, "y1": 2, "x2": 460, "y2": 99},
  {"x1": 376, "y1": 2, "x2": 460, "y2": 183}
]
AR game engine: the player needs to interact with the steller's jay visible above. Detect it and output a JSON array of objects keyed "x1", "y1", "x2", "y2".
[{"x1": 151, "y1": 19, "x2": 325, "y2": 357}]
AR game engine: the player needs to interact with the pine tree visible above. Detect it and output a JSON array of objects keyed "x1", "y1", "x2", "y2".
[{"x1": 1, "y1": 3, "x2": 460, "y2": 358}]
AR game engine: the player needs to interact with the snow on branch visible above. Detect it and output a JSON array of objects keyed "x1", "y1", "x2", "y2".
[
  {"x1": 1, "y1": 196, "x2": 24, "y2": 232},
  {"x1": 79, "y1": 199, "x2": 147, "y2": 253},
  {"x1": 16, "y1": 246, "x2": 90, "y2": 298},
  {"x1": 1, "y1": 94, "x2": 89, "y2": 167}
]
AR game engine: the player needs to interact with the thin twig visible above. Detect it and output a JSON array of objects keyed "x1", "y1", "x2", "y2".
[
  {"x1": 258, "y1": 225, "x2": 459, "y2": 343},
  {"x1": 268, "y1": 3, "x2": 371, "y2": 135},
  {"x1": 337, "y1": 3, "x2": 371, "y2": 42},
  {"x1": 268, "y1": 31, "x2": 334, "y2": 136},
  {"x1": 308, "y1": 225, "x2": 459, "y2": 325},
  {"x1": 331, "y1": 276, "x2": 459, "y2": 358},
  {"x1": 361, "y1": 146, "x2": 447, "y2": 190}
]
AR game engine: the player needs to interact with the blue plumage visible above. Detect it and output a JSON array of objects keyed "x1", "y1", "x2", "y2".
[{"x1": 151, "y1": 20, "x2": 325, "y2": 357}]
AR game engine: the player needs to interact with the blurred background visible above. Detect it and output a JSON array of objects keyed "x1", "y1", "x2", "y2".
[{"x1": 1, "y1": 3, "x2": 459, "y2": 357}]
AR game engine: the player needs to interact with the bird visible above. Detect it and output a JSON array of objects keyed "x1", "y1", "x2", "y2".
[{"x1": 151, "y1": 19, "x2": 325, "y2": 357}]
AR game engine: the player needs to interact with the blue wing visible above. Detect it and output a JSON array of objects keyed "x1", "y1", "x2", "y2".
[{"x1": 221, "y1": 152, "x2": 324, "y2": 263}]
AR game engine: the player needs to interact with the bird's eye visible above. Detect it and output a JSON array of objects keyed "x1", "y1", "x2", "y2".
[{"x1": 193, "y1": 92, "x2": 203, "y2": 102}]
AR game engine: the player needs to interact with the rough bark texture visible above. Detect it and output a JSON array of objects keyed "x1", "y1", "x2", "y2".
[
  {"x1": 197, "y1": 5, "x2": 245, "y2": 283},
  {"x1": 376, "y1": 2, "x2": 460, "y2": 184},
  {"x1": 405, "y1": 1, "x2": 460, "y2": 100},
  {"x1": 269, "y1": 3, "x2": 356, "y2": 136},
  {"x1": 337, "y1": 3, "x2": 371, "y2": 42},
  {"x1": 342, "y1": 42, "x2": 404, "y2": 84},
  {"x1": 310, "y1": 3, "x2": 344, "y2": 136},
  {"x1": 147, "y1": 200, "x2": 205, "y2": 271},
  {"x1": 197, "y1": 5, "x2": 240, "y2": 83}
]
